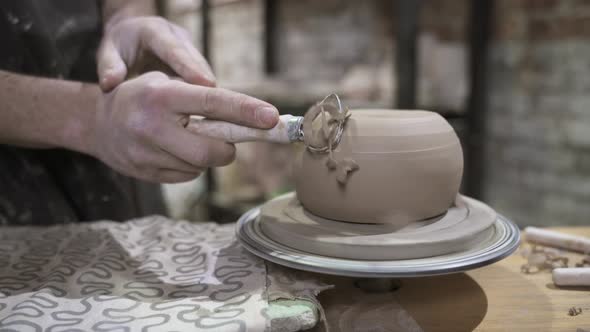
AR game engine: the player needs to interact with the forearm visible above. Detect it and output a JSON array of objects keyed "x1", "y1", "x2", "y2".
[
  {"x1": 102, "y1": 0, "x2": 156, "y2": 29},
  {"x1": 0, "y1": 70, "x2": 99, "y2": 154}
]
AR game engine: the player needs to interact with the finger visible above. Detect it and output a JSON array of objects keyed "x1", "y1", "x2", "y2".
[
  {"x1": 156, "y1": 124, "x2": 236, "y2": 168},
  {"x1": 144, "y1": 24, "x2": 216, "y2": 87},
  {"x1": 172, "y1": 25, "x2": 216, "y2": 87},
  {"x1": 148, "y1": 147, "x2": 206, "y2": 173},
  {"x1": 150, "y1": 169, "x2": 202, "y2": 184},
  {"x1": 160, "y1": 83, "x2": 279, "y2": 129},
  {"x1": 97, "y1": 38, "x2": 128, "y2": 92}
]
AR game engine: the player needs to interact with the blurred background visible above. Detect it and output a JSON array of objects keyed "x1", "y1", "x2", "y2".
[{"x1": 157, "y1": 0, "x2": 590, "y2": 228}]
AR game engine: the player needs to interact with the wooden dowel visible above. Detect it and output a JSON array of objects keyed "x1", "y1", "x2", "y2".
[
  {"x1": 553, "y1": 268, "x2": 590, "y2": 287},
  {"x1": 524, "y1": 227, "x2": 590, "y2": 254}
]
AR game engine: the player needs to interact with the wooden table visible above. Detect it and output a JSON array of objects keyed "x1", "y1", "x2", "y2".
[{"x1": 316, "y1": 227, "x2": 590, "y2": 331}]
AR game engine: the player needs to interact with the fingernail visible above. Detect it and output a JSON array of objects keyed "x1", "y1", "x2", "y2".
[
  {"x1": 100, "y1": 77, "x2": 112, "y2": 90},
  {"x1": 204, "y1": 74, "x2": 216, "y2": 86},
  {"x1": 258, "y1": 107, "x2": 279, "y2": 127},
  {"x1": 204, "y1": 70, "x2": 215, "y2": 82},
  {"x1": 104, "y1": 68, "x2": 116, "y2": 78}
]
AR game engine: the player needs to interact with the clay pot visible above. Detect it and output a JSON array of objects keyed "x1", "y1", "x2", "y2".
[{"x1": 295, "y1": 109, "x2": 463, "y2": 226}]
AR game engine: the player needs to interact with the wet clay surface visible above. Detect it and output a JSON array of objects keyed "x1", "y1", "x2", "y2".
[{"x1": 296, "y1": 109, "x2": 464, "y2": 225}]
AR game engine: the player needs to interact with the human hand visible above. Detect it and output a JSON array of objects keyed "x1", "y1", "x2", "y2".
[
  {"x1": 91, "y1": 72, "x2": 279, "y2": 183},
  {"x1": 97, "y1": 16, "x2": 215, "y2": 91}
]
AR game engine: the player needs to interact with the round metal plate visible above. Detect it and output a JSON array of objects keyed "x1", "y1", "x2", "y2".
[{"x1": 236, "y1": 206, "x2": 520, "y2": 278}]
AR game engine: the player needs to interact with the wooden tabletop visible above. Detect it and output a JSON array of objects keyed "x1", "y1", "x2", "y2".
[{"x1": 316, "y1": 227, "x2": 590, "y2": 331}]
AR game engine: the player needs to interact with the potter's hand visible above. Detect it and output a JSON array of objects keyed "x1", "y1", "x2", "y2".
[
  {"x1": 97, "y1": 16, "x2": 215, "y2": 91},
  {"x1": 92, "y1": 72, "x2": 279, "y2": 183}
]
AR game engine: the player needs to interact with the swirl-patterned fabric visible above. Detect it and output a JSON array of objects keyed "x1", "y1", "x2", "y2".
[{"x1": 0, "y1": 216, "x2": 328, "y2": 331}]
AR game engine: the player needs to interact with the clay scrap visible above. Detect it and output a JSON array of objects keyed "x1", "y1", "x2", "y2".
[
  {"x1": 520, "y1": 245, "x2": 568, "y2": 274},
  {"x1": 302, "y1": 94, "x2": 357, "y2": 184},
  {"x1": 521, "y1": 228, "x2": 590, "y2": 287}
]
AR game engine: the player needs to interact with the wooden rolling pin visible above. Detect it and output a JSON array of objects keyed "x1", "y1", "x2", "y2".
[
  {"x1": 553, "y1": 268, "x2": 590, "y2": 287},
  {"x1": 524, "y1": 227, "x2": 590, "y2": 253},
  {"x1": 185, "y1": 114, "x2": 304, "y2": 144}
]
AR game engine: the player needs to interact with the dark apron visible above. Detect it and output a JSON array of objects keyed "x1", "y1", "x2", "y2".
[{"x1": 0, "y1": 0, "x2": 166, "y2": 225}]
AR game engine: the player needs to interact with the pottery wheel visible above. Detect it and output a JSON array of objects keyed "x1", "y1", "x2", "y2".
[
  {"x1": 258, "y1": 192, "x2": 496, "y2": 260},
  {"x1": 236, "y1": 192, "x2": 520, "y2": 277}
]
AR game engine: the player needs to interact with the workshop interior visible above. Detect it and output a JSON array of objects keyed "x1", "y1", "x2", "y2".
[
  {"x1": 0, "y1": 0, "x2": 589, "y2": 331},
  {"x1": 162, "y1": 0, "x2": 588, "y2": 229}
]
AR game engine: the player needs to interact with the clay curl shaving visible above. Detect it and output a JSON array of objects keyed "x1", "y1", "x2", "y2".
[{"x1": 302, "y1": 94, "x2": 358, "y2": 184}]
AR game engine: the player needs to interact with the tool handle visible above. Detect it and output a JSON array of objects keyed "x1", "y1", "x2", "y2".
[{"x1": 186, "y1": 114, "x2": 298, "y2": 144}]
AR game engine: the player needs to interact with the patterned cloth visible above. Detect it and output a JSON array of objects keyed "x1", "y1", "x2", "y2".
[{"x1": 0, "y1": 216, "x2": 329, "y2": 331}]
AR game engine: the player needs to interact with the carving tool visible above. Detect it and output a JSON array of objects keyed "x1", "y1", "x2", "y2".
[
  {"x1": 186, "y1": 114, "x2": 305, "y2": 144},
  {"x1": 184, "y1": 93, "x2": 346, "y2": 150}
]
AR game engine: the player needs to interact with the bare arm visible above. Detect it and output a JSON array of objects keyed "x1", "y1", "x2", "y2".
[
  {"x1": 0, "y1": 1, "x2": 278, "y2": 184},
  {"x1": 0, "y1": 70, "x2": 278, "y2": 183},
  {"x1": 0, "y1": 70, "x2": 98, "y2": 152}
]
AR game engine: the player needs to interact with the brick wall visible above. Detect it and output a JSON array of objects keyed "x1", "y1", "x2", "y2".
[
  {"x1": 165, "y1": 0, "x2": 264, "y2": 83},
  {"x1": 484, "y1": 0, "x2": 590, "y2": 226},
  {"x1": 275, "y1": 0, "x2": 469, "y2": 110},
  {"x1": 167, "y1": 0, "x2": 470, "y2": 111},
  {"x1": 211, "y1": 0, "x2": 265, "y2": 82}
]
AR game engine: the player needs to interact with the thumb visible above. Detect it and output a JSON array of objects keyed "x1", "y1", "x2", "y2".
[{"x1": 97, "y1": 39, "x2": 127, "y2": 92}]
